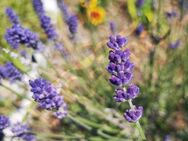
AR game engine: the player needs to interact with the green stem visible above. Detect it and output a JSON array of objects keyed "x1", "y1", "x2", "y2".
[
  {"x1": 1, "y1": 84, "x2": 31, "y2": 101},
  {"x1": 128, "y1": 100, "x2": 146, "y2": 140}
]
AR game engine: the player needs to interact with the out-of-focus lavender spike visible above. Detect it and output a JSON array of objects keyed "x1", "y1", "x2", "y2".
[
  {"x1": 166, "y1": 11, "x2": 177, "y2": 19},
  {"x1": 136, "y1": 0, "x2": 144, "y2": 8},
  {"x1": 11, "y1": 122, "x2": 36, "y2": 141},
  {"x1": 135, "y1": 24, "x2": 144, "y2": 36},
  {"x1": 0, "y1": 62, "x2": 22, "y2": 82},
  {"x1": 0, "y1": 115, "x2": 10, "y2": 130},
  {"x1": 5, "y1": 7, "x2": 19, "y2": 24},
  {"x1": 109, "y1": 21, "x2": 116, "y2": 34},
  {"x1": 57, "y1": 0, "x2": 78, "y2": 36},
  {"x1": 32, "y1": 0, "x2": 57, "y2": 40},
  {"x1": 169, "y1": 40, "x2": 180, "y2": 49}
]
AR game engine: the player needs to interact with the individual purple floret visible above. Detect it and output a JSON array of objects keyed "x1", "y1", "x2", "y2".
[
  {"x1": 124, "y1": 106, "x2": 143, "y2": 122},
  {"x1": 135, "y1": 24, "x2": 144, "y2": 36},
  {"x1": 0, "y1": 115, "x2": 10, "y2": 130},
  {"x1": 29, "y1": 78, "x2": 67, "y2": 118},
  {"x1": 136, "y1": 0, "x2": 144, "y2": 8},
  {"x1": 5, "y1": 7, "x2": 19, "y2": 24},
  {"x1": 166, "y1": 11, "x2": 176, "y2": 19},
  {"x1": 32, "y1": 0, "x2": 57, "y2": 40},
  {"x1": 58, "y1": 0, "x2": 78, "y2": 35},
  {"x1": 0, "y1": 62, "x2": 22, "y2": 82},
  {"x1": 11, "y1": 123, "x2": 36, "y2": 141},
  {"x1": 107, "y1": 35, "x2": 127, "y2": 50},
  {"x1": 5, "y1": 24, "x2": 39, "y2": 49},
  {"x1": 169, "y1": 40, "x2": 180, "y2": 49}
]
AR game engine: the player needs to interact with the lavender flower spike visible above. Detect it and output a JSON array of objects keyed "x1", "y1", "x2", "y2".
[
  {"x1": 5, "y1": 7, "x2": 19, "y2": 24},
  {"x1": 11, "y1": 122, "x2": 36, "y2": 141},
  {"x1": 5, "y1": 24, "x2": 39, "y2": 49},
  {"x1": 106, "y1": 34, "x2": 145, "y2": 139},
  {"x1": 29, "y1": 78, "x2": 67, "y2": 119},
  {"x1": 0, "y1": 115, "x2": 10, "y2": 130},
  {"x1": 32, "y1": 0, "x2": 57, "y2": 40},
  {"x1": 58, "y1": 0, "x2": 78, "y2": 35}
]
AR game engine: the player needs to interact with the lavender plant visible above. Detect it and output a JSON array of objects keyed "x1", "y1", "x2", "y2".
[{"x1": 106, "y1": 34, "x2": 146, "y2": 140}]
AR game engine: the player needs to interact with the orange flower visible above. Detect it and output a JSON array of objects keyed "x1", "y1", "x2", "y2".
[{"x1": 87, "y1": 6, "x2": 105, "y2": 25}]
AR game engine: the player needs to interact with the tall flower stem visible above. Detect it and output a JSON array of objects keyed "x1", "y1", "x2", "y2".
[{"x1": 128, "y1": 100, "x2": 146, "y2": 140}]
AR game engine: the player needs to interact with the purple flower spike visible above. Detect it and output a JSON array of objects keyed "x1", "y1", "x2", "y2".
[
  {"x1": 67, "y1": 15, "x2": 78, "y2": 34},
  {"x1": 0, "y1": 115, "x2": 10, "y2": 130},
  {"x1": 40, "y1": 15, "x2": 57, "y2": 40},
  {"x1": 11, "y1": 123, "x2": 36, "y2": 141},
  {"x1": 5, "y1": 24, "x2": 39, "y2": 49},
  {"x1": 5, "y1": 7, "x2": 19, "y2": 24},
  {"x1": 32, "y1": 0, "x2": 57, "y2": 40},
  {"x1": 58, "y1": 0, "x2": 78, "y2": 36},
  {"x1": 0, "y1": 62, "x2": 22, "y2": 82},
  {"x1": 109, "y1": 21, "x2": 116, "y2": 34},
  {"x1": 107, "y1": 35, "x2": 127, "y2": 50},
  {"x1": 124, "y1": 106, "x2": 143, "y2": 122},
  {"x1": 29, "y1": 78, "x2": 67, "y2": 118}
]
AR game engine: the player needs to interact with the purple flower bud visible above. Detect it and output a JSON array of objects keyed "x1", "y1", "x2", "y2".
[
  {"x1": 124, "y1": 106, "x2": 143, "y2": 122},
  {"x1": 0, "y1": 115, "x2": 10, "y2": 130},
  {"x1": 11, "y1": 122, "x2": 36, "y2": 141},
  {"x1": 114, "y1": 88, "x2": 127, "y2": 102},
  {"x1": 5, "y1": 7, "x2": 19, "y2": 24}
]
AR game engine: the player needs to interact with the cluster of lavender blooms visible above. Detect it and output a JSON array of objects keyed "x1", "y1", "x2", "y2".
[
  {"x1": 0, "y1": 115, "x2": 35, "y2": 141},
  {"x1": 0, "y1": 62, "x2": 22, "y2": 82},
  {"x1": 32, "y1": 0, "x2": 57, "y2": 40},
  {"x1": 5, "y1": 8, "x2": 39, "y2": 50},
  {"x1": 106, "y1": 35, "x2": 143, "y2": 122},
  {"x1": 29, "y1": 78, "x2": 67, "y2": 119},
  {"x1": 57, "y1": 0, "x2": 78, "y2": 37}
]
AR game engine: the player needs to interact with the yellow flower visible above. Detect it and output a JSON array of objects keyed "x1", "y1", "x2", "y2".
[{"x1": 87, "y1": 6, "x2": 105, "y2": 25}]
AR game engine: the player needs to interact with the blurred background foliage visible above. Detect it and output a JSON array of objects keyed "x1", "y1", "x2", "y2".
[{"x1": 0, "y1": 0, "x2": 188, "y2": 141}]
